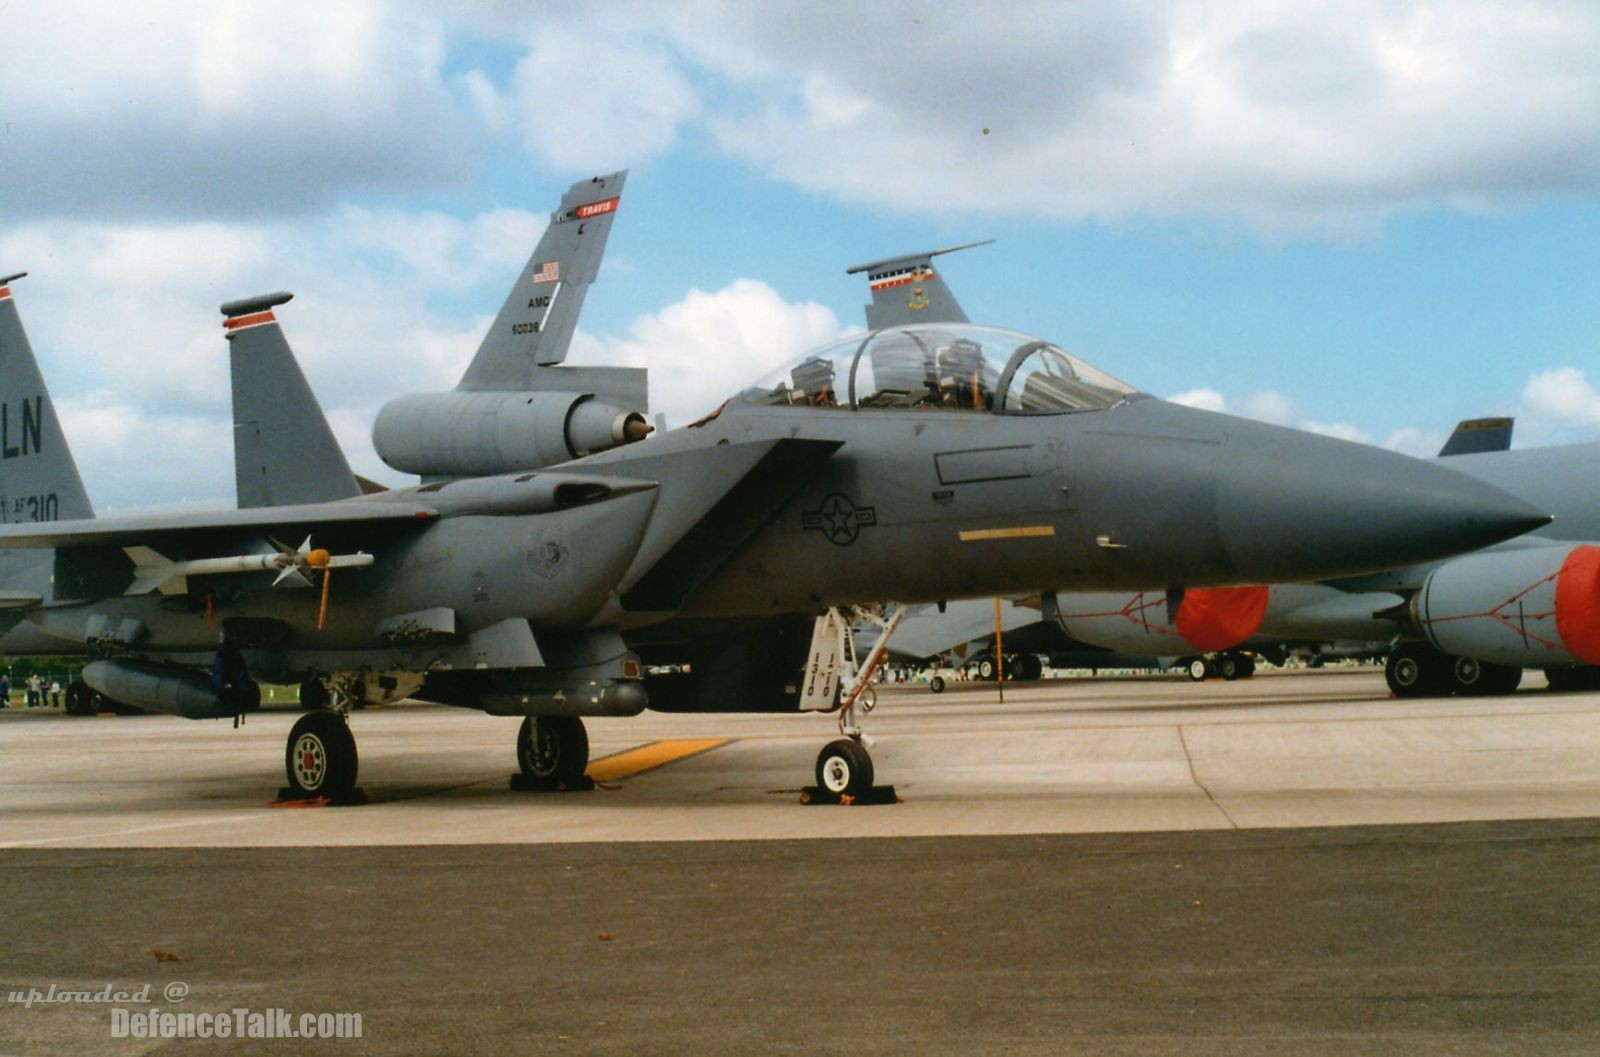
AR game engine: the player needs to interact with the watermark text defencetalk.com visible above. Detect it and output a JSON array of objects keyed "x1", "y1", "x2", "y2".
[{"x1": 111, "y1": 1008, "x2": 363, "y2": 1040}]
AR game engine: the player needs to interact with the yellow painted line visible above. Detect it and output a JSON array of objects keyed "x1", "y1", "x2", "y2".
[
  {"x1": 958, "y1": 525, "x2": 1057, "y2": 542},
  {"x1": 586, "y1": 738, "x2": 731, "y2": 782}
]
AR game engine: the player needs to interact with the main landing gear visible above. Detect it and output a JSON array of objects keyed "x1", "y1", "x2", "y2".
[
  {"x1": 803, "y1": 604, "x2": 906, "y2": 802},
  {"x1": 1183, "y1": 651, "x2": 1257, "y2": 681},
  {"x1": 1385, "y1": 642, "x2": 1523, "y2": 698},
  {"x1": 281, "y1": 675, "x2": 362, "y2": 802},
  {"x1": 514, "y1": 715, "x2": 590, "y2": 790},
  {"x1": 283, "y1": 708, "x2": 360, "y2": 801}
]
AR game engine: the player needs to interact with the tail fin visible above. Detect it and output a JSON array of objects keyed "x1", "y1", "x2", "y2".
[
  {"x1": 1438, "y1": 416, "x2": 1514, "y2": 457},
  {"x1": 846, "y1": 240, "x2": 992, "y2": 330},
  {"x1": 222, "y1": 292, "x2": 362, "y2": 508},
  {"x1": 456, "y1": 171, "x2": 628, "y2": 391},
  {"x1": 0, "y1": 273, "x2": 94, "y2": 524}
]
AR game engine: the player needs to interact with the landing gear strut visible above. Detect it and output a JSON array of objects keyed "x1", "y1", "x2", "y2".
[{"x1": 803, "y1": 603, "x2": 906, "y2": 803}]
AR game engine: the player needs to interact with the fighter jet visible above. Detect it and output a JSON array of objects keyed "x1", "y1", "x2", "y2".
[{"x1": 0, "y1": 188, "x2": 1551, "y2": 804}]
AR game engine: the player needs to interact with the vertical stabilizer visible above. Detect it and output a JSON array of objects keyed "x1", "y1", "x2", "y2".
[
  {"x1": 457, "y1": 171, "x2": 628, "y2": 391},
  {"x1": 0, "y1": 274, "x2": 94, "y2": 524},
  {"x1": 1438, "y1": 417, "x2": 1514, "y2": 457},
  {"x1": 846, "y1": 240, "x2": 991, "y2": 330},
  {"x1": 223, "y1": 293, "x2": 362, "y2": 508}
]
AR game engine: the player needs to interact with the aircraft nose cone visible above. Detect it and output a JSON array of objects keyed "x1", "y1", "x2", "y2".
[{"x1": 1215, "y1": 424, "x2": 1550, "y2": 581}]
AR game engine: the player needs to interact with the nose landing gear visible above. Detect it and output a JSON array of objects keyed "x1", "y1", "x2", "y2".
[{"x1": 801, "y1": 604, "x2": 905, "y2": 806}]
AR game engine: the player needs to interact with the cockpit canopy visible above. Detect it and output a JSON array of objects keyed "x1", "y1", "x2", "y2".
[{"x1": 737, "y1": 324, "x2": 1139, "y2": 414}]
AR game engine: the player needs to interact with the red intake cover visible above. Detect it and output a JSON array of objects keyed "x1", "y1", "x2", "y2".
[
  {"x1": 1174, "y1": 585, "x2": 1271, "y2": 652},
  {"x1": 1555, "y1": 545, "x2": 1600, "y2": 665}
]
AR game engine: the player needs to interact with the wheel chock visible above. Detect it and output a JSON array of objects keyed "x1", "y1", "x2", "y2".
[
  {"x1": 508, "y1": 773, "x2": 597, "y2": 793},
  {"x1": 799, "y1": 785, "x2": 900, "y2": 806},
  {"x1": 269, "y1": 787, "x2": 367, "y2": 807}
]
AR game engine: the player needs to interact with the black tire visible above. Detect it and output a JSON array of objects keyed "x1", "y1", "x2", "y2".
[
  {"x1": 1218, "y1": 654, "x2": 1240, "y2": 681},
  {"x1": 1238, "y1": 654, "x2": 1257, "y2": 679},
  {"x1": 977, "y1": 657, "x2": 997, "y2": 681},
  {"x1": 517, "y1": 715, "x2": 590, "y2": 789},
  {"x1": 1452, "y1": 659, "x2": 1521, "y2": 696},
  {"x1": 929, "y1": 675, "x2": 946, "y2": 694},
  {"x1": 65, "y1": 683, "x2": 92, "y2": 716},
  {"x1": 1386, "y1": 643, "x2": 1449, "y2": 698},
  {"x1": 1018, "y1": 654, "x2": 1044, "y2": 681},
  {"x1": 1545, "y1": 666, "x2": 1600, "y2": 692},
  {"x1": 815, "y1": 738, "x2": 874, "y2": 798},
  {"x1": 285, "y1": 710, "x2": 358, "y2": 800},
  {"x1": 1479, "y1": 663, "x2": 1523, "y2": 695},
  {"x1": 1187, "y1": 658, "x2": 1209, "y2": 682}
]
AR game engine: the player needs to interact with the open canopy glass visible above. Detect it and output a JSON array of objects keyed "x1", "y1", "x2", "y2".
[{"x1": 737, "y1": 324, "x2": 1139, "y2": 414}]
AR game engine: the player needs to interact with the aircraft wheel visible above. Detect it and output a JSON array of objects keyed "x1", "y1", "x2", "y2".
[
  {"x1": 815, "y1": 738, "x2": 874, "y2": 799},
  {"x1": 517, "y1": 715, "x2": 590, "y2": 789},
  {"x1": 1218, "y1": 654, "x2": 1240, "y2": 681},
  {"x1": 1385, "y1": 643, "x2": 1449, "y2": 698},
  {"x1": 1018, "y1": 654, "x2": 1044, "y2": 681},
  {"x1": 1455, "y1": 659, "x2": 1521, "y2": 696},
  {"x1": 285, "y1": 710, "x2": 358, "y2": 800},
  {"x1": 1545, "y1": 666, "x2": 1600, "y2": 692},
  {"x1": 1238, "y1": 654, "x2": 1257, "y2": 679},
  {"x1": 977, "y1": 657, "x2": 997, "y2": 681},
  {"x1": 1186, "y1": 658, "x2": 1209, "y2": 682},
  {"x1": 65, "y1": 683, "x2": 92, "y2": 716},
  {"x1": 929, "y1": 675, "x2": 946, "y2": 694}
]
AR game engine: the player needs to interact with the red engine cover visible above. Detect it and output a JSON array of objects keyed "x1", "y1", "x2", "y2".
[
  {"x1": 1555, "y1": 545, "x2": 1600, "y2": 665},
  {"x1": 1174, "y1": 585, "x2": 1272, "y2": 652}
]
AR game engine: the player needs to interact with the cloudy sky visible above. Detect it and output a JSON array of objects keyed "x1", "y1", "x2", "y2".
[{"x1": 4, "y1": 0, "x2": 1599, "y2": 509}]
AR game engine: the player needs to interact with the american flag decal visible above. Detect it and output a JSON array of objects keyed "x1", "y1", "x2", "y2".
[{"x1": 531, "y1": 261, "x2": 560, "y2": 284}]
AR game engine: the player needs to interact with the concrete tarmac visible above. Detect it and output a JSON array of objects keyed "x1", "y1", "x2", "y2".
[
  {"x1": 4, "y1": 669, "x2": 1600, "y2": 1055},
  {"x1": 2, "y1": 669, "x2": 1599, "y2": 848}
]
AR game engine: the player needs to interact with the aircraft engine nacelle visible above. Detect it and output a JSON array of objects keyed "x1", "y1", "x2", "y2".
[
  {"x1": 1050, "y1": 585, "x2": 1270, "y2": 655},
  {"x1": 1416, "y1": 544, "x2": 1600, "y2": 668},
  {"x1": 81, "y1": 659, "x2": 251, "y2": 720},
  {"x1": 373, "y1": 390, "x2": 649, "y2": 479}
]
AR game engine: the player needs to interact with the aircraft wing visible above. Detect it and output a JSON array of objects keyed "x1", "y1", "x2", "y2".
[{"x1": 0, "y1": 500, "x2": 439, "y2": 549}]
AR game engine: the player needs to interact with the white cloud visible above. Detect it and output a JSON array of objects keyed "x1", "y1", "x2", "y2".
[
  {"x1": 1166, "y1": 388, "x2": 1227, "y2": 414},
  {"x1": 1168, "y1": 386, "x2": 1385, "y2": 446},
  {"x1": 465, "y1": 0, "x2": 1600, "y2": 234},
  {"x1": 4, "y1": 1, "x2": 479, "y2": 219},
  {"x1": 11, "y1": 3, "x2": 1600, "y2": 232},
  {"x1": 506, "y1": 27, "x2": 700, "y2": 171},
  {"x1": 573, "y1": 279, "x2": 849, "y2": 426},
  {"x1": 1521, "y1": 367, "x2": 1600, "y2": 431}
]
